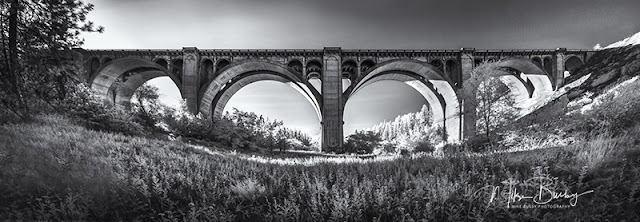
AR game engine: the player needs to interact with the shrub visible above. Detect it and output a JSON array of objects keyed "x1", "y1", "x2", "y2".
[
  {"x1": 464, "y1": 135, "x2": 491, "y2": 152},
  {"x1": 414, "y1": 140, "x2": 435, "y2": 153},
  {"x1": 441, "y1": 143, "x2": 463, "y2": 155},
  {"x1": 62, "y1": 84, "x2": 146, "y2": 136},
  {"x1": 381, "y1": 142, "x2": 397, "y2": 154},
  {"x1": 342, "y1": 130, "x2": 382, "y2": 154},
  {"x1": 165, "y1": 113, "x2": 253, "y2": 149},
  {"x1": 398, "y1": 149, "x2": 411, "y2": 157}
]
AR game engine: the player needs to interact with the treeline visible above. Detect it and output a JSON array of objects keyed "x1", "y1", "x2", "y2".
[
  {"x1": 339, "y1": 105, "x2": 444, "y2": 154},
  {"x1": 369, "y1": 104, "x2": 444, "y2": 153}
]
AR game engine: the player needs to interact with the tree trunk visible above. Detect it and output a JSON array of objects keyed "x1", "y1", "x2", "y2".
[{"x1": 8, "y1": 0, "x2": 28, "y2": 118}]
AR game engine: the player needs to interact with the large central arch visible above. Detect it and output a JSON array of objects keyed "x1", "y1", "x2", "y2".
[
  {"x1": 90, "y1": 57, "x2": 183, "y2": 106},
  {"x1": 199, "y1": 61, "x2": 322, "y2": 121},
  {"x1": 346, "y1": 59, "x2": 461, "y2": 142}
]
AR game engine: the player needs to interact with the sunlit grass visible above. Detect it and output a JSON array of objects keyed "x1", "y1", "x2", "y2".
[{"x1": 1, "y1": 114, "x2": 639, "y2": 221}]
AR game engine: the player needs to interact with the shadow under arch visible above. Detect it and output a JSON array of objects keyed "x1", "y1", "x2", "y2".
[
  {"x1": 199, "y1": 61, "x2": 322, "y2": 122},
  {"x1": 564, "y1": 56, "x2": 584, "y2": 74},
  {"x1": 113, "y1": 71, "x2": 179, "y2": 109},
  {"x1": 489, "y1": 58, "x2": 553, "y2": 103},
  {"x1": 90, "y1": 57, "x2": 182, "y2": 105},
  {"x1": 346, "y1": 59, "x2": 461, "y2": 142}
]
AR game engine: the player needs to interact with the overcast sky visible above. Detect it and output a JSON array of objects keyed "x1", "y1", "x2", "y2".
[{"x1": 81, "y1": 0, "x2": 640, "y2": 138}]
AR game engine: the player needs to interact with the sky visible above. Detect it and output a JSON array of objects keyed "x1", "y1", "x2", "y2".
[{"x1": 80, "y1": 0, "x2": 640, "y2": 138}]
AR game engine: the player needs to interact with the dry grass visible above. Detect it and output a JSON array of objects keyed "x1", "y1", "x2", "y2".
[{"x1": 0, "y1": 114, "x2": 639, "y2": 221}]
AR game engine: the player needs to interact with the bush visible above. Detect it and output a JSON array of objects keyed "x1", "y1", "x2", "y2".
[
  {"x1": 342, "y1": 130, "x2": 382, "y2": 154},
  {"x1": 414, "y1": 140, "x2": 435, "y2": 153},
  {"x1": 398, "y1": 149, "x2": 411, "y2": 157},
  {"x1": 62, "y1": 84, "x2": 146, "y2": 136},
  {"x1": 165, "y1": 113, "x2": 253, "y2": 150},
  {"x1": 464, "y1": 135, "x2": 491, "y2": 152},
  {"x1": 442, "y1": 143, "x2": 463, "y2": 155}
]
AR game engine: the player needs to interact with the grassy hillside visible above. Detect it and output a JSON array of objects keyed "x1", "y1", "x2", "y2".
[
  {"x1": 565, "y1": 44, "x2": 640, "y2": 100},
  {"x1": 1, "y1": 114, "x2": 639, "y2": 221}
]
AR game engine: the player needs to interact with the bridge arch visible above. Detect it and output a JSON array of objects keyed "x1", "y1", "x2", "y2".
[
  {"x1": 101, "y1": 57, "x2": 113, "y2": 65},
  {"x1": 429, "y1": 59, "x2": 444, "y2": 72},
  {"x1": 287, "y1": 59, "x2": 303, "y2": 73},
  {"x1": 88, "y1": 57, "x2": 100, "y2": 77},
  {"x1": 461, "y1": 58, "x2": 553, "y2": 137},
  {"x1": 306, "y1": 60, "x2": 322, "y2": 79},
  {"x1": 347, "y1": 59, "x2": 460, "y2": 142},
  {"x1": 200, "y1": 59, "x2": 214, "y2": 87},
  {"x1": 462, "y1": 58, "x2": 553, "y2": 138},
  {"x1": 531, "y1": 57, "x2": 542, "y2": 69},
  {"x1": 342, "y1": 60, "x2": 357, "y2": 79},
  {"x1": 171, "y1": 59, "x2": 183, "y2": 76},
  {"x1": 543, "y1": 57, "x2": 553, "y2": 75},
  {"x1": 216, "y1": 59, "x2": 230, "y2": 71},
  {"x1": 154, "y1": 58, "x2": 169, "y2": 69},
  {"x1": 199, "y1": 61, "x2": 322, "y2": 121},
  {"x1": 485, "y1": 58, "x2": 553, "y2": 100},
  {"x1": 360, "y1": 59, "x2": 376, "y2": 73},
  {"x1": 564, "y1": 56, "x2": 584, "y2": 74},
  {"x1": 445, "y1": 59, "x2": 461, "y2": 88},
  {"x1": 89, "y1": 57, "x2": 182, "y2": 107}
]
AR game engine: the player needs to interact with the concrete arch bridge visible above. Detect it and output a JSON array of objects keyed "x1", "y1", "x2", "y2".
[{"x1": 76, "y1": 47, "x2": 594, "y2": 150}]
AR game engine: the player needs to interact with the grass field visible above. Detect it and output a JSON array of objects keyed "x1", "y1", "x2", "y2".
[{"x1": 1, "y1": 114, "x2": 639, "y2": 221}]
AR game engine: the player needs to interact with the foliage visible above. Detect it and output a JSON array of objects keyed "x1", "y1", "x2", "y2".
[
  {"x1": 1, "y1": 114, "x2": 639, "y2": 221},
  {"x1": 0, "y1": 0, "x2": 103, "y2": 119},
  {"x1": 342, "y1": 130, "x2": 382, "y2": 154},
  {"x1": 130, "y1": 83, "x2": 166, "y2": 131},
  {"x1": 367, "y1": 104, "x2": 443, "y2": 153},
  {"x1": 413, "y1": 140, "x2": 435, "y2": 153},
  {"x1": 61, "y1": 83, "x2": 146, "y2": 136},
  {"x1": 164, "y1": 107, "x2": 314, "y2": 151},
  {"x1": 461, "y1": 60, "x2": 520, "y2": 148}
]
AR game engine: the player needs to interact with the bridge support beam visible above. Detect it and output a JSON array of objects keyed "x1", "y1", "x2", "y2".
[
  {"x1": 182, "y1": 47, "x2": 201, "y2": 114},
  {"x1": 460, "y1": 48, "x2": 476, "y2": 141},
  {"x1": 321, "y1": 47, "x2": 344, "y2": 152},
  {"x1": 552, "y1": 48, "x2": 566, "y2": 90}
]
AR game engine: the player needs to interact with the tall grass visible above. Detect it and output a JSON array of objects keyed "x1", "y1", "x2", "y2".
[{"x1": 0, "y1": 114, "x2": 639, "y2": 221}]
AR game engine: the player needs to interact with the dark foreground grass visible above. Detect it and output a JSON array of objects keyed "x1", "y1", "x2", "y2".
[{"x1": 1, "y1": 114, "x2": 639, "y2": 221}]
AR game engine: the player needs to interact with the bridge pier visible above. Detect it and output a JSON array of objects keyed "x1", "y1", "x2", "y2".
[
  {"x1": 552, "y1": 48, "x2": 566, "y2": 90},
  {"x1": 321, "y1": 47, "x2": 344, "y2": 152},
  {"x1": 182, "y1": 47, "x2": 201, "y2": 114},
  {"x1": 460, "y1": 48, "x2": 476, "y2": 140}
]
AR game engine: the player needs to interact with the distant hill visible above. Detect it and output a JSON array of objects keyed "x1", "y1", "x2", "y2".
[{"x1": 595, "y1": 31, "x2": 640, "y2": 49}]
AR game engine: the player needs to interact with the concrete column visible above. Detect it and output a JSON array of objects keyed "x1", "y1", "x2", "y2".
[
  {"x1": 460, "y1": 48, "x2": 475, "y2": 82},
  {"x1": 321, "y1": 47, "x2": 343, "y2": 152},
  {"x1": 553, "y1": 48, "x2": 566, "y2": 90},
  {"x1": 460, "y1": 48, "x2": 476, "y2": 140},
  {"x1": 182, "y1": 47, "x2": 201, "y2": 114}
]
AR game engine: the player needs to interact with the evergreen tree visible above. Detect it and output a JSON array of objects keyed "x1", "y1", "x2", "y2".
[{"x1": 0, "y1": 0, "x2": 103, "y2": 119}]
